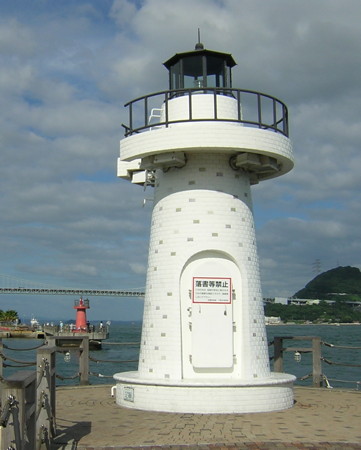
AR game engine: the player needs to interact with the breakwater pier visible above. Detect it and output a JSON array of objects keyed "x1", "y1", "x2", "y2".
[{"x1": 1, "y1": 328, "x2": 361, "y2": 448}]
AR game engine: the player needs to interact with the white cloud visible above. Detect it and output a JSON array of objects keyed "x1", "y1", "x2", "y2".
[
  {"x1": 110, "y1": 0, "x2": 137, "y2": 28},
  {"x1": 0, "y1": 0, "x2": 361, "y2": 320},
  {"x1": 0, "y1": 19, "x2": 36, "y2": 56}
]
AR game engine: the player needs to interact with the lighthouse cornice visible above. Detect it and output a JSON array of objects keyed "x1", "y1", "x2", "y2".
[
  {"x1": 118, "y1": 88, "x2": 293, "y2": 184},
  {"x1": 118, "y1": 124, "x2": 294, "y2": 182}
]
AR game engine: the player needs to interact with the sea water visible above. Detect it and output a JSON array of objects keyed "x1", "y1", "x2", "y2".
[{"x1": 1, "y1": 323, "x2": 360, "y2": 389}]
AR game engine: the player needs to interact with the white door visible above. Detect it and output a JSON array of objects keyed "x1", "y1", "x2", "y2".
[{"x1": 180, "y1": 252, "x2": 241, "y2": 377}]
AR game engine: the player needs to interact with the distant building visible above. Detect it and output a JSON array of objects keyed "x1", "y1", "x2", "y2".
[
  {"x1": 265, "y1": 316, "x2": 282, "y2": 325},
  {"x1": 289, "y1": 298, "x2": 321, "y2": 305},
  {"x1": 273, "y1": 297, "x2": 289, "y2": 305}
]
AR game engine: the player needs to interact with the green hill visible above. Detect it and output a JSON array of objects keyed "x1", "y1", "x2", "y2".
[{"x1": 293, "y1": 266, "x2": 361, "y2": 301}]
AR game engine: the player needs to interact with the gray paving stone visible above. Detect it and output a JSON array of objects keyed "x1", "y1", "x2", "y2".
[{"x1": 52, "y1": 385, "x2": 361, "y2": 449}]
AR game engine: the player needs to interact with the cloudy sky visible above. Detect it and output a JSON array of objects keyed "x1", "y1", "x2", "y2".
[{"x1": 1, "y1": 0, "x2": 360, "y2": 322}]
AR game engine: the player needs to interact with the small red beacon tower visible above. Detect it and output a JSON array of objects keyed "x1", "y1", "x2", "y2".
[{"x1": 74, "y1": 297, "x2": 89, "y2": 331}]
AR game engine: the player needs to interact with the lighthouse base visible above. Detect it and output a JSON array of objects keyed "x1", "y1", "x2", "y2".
[{"x1": 113, "y1": 371, "x2": 296, "y2": 414}]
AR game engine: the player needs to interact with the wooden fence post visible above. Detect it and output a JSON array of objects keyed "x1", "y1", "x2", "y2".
[
  {"x1": 312, "y1": 336, "x2": 322, "y2": 387},
  {"x1": 79, "y1": 337, "x2": 89, "y2": 385},
  {"x1": 273, "y1": 337, "x2": 284, "y2": 372},
  {"x1": 0, "y1": 370, "x2": 36, "y2": 450},
  {"x1": 36, "y1": 343, "x2": 57, "y2": 446}
]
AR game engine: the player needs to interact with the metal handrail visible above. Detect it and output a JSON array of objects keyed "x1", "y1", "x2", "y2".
[{"x1": 122, "y1": 87, "x2": 289, "y2": 137}]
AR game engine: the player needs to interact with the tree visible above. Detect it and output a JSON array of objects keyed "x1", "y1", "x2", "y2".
[
  {"x1": 0, "y1": 310, "x2": 19, "y2": 323},
  {"x1": 264, "y1": 302, "x2": 361, "y2": 323},
  {"x1": 294, "y1": 266, "x2": 361, "y2": 300}
]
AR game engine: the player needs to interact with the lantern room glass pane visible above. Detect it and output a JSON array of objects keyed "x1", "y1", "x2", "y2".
[
  {"x1": 206, "y1": 56, "x2": 226, "y2": 88},
  {"x1": 170, "y1": 62, "x2": 182, "y2": 90},
  {"x1": 183, "y1": 55, "x2": 204, "y2": 88}
]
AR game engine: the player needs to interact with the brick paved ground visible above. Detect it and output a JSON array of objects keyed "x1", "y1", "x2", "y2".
[{"x1": 52, "y1": 385, "x2": 361, "y2": 449}]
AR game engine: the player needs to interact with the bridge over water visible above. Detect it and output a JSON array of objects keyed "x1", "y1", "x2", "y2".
[{"x1": 0, "y1": 274, "x2": 145, "y2": 297}]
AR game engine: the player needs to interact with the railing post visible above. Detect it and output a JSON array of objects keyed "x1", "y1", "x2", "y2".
[
  {"x1": 312, "y1": 336, "x2": 322, "y2": 387},
  {"x1": 283, "y1": 104, "x2": 289, "y2": 135},
  {"x1": 257, "y1": 93, "x2": 262, "y2": 128},
  {"x1": 273, "y1": 337, "x2": 284, "y2": 372},
  {"x1": 36, "y1": 343, "x2": 57, "y2": 446},
  {"x1": 144, "y1": 96, "x2": 148, "y2": 128},
  {"x1": 79, "y1": 337, "x2": 89, "y2": 385},
  {"x1": 129, "y1": 102, "x2": 133, "y2": 135},
  {"x1": 213, "y1": 90, "x2": 218, "y2": 119},
  {"x1": 0, "y1": 370, "x2": 36, "y2": 450},
  {"x1": 188, "y1": 90, "x2": 192, "y2": 121},
  {"x1": 164, "y1": 91, "x2": 169, "y2": 127},
  {"x1": 236, "y1": 90, "x2": 242, "y2": 121},
  {"x1": 272, "y1": 99, "x2": 277, "y2": 131}
]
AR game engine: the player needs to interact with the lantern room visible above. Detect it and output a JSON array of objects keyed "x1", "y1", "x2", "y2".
[{"x1": 164, "y1": 42, "x2": 237, "y2": 90}]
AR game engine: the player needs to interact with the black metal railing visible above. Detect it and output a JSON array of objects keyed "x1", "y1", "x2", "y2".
[
  {"x1": 74, "y1": 297, "x2": 90, "y2": 308},
  {"x1": 122, "y1": 87, "x2": 289, "y2": 137}
]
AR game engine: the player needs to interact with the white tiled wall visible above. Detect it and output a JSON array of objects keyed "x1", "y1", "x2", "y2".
[
  {"x1": 138, "y1": 152, "x2": 270, "y2": 381},
  {"x1": 114, "y1": 372, "x2": 296, "y2": 413}
]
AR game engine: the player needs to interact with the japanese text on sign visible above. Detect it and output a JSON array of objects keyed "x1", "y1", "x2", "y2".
[{"x1": 192, "y1": 277, "x2": 232, "y2": 304}]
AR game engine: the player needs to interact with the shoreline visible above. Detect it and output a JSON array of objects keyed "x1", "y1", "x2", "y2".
[{"x1": 267, "y1": 322, "x2": 361, "y2": 326}]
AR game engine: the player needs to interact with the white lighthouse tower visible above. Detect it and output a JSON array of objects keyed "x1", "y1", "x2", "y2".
[{"x1": 114, "y1": 42, "x2": 295, "y2": 413}]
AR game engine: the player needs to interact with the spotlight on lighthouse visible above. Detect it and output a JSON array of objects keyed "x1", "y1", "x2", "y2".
[{"x1": 114, "y1": 42, "x2": 296, "y2": 414}]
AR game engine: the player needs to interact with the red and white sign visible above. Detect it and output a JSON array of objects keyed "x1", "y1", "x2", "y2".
[{"x1": 192, "y1": 277, "x2": 232, "y2": 304}]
